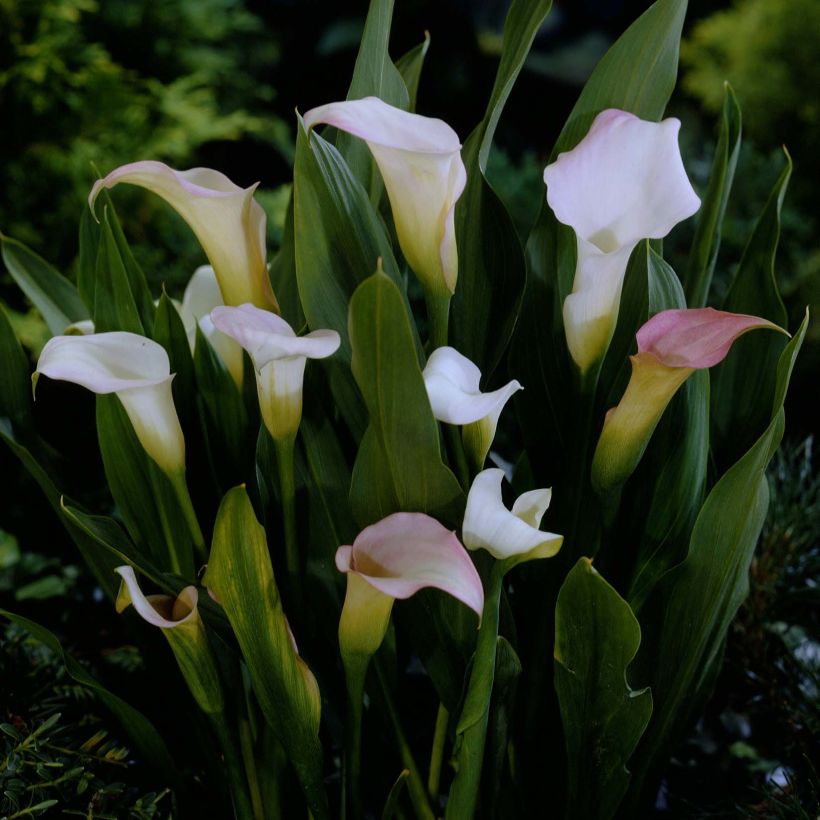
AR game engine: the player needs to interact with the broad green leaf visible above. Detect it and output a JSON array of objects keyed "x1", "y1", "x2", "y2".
[
  {"x1": 0, "y1": 304, "x2": 32, "y2": 429},
  {"x1": 395, "y1": 33, "x2": 430, "y2": 112},
  {"x1": 0, "y1": 420, "x2": 120, "y2": 598},
  {"x1": 0, "y1": 609, "x2": 176, "y2": 779},
  {"x1": 293, "y1": 118, "x2": 407, "y2": 438},
  {"x1": 348, "y1": 271, "x2": 463, "y2": 526},
  {"x1": 268, "y1": 190, "x2": 305, "y2": 331},
  {"x1": 451, "y1": 0, "x2": 552, "y2": 377},
  {"x1": 338, "y1": 0, "x2": 409, "y2": 186},
  {"x1": 204, "y1": 487, "x2": 328, "y2": 820},
  {"x1": 711, "y1": 153, "x2": 791, "y2": 469},
  {"x1": 92, "y1": 208, "x2": 146, "y2": 335},
  {"x1": 554, "y1": 559, "x2": 652, "y2": 820},
  {"x1": 96, "y1": 394, "x2": 195, "y2": 578},
  {"x1": 629, "y1": 313, "x2": 807, "y2": 807},
  {"x1": 0, "y1": 232, "x2": 89, "y2": 336},
  {"x1": 153, "y1": 291, "x2": 196, "y2": 424},
  {"x1": 683, "y1": 84, "x2": 742, "y2": 308}
]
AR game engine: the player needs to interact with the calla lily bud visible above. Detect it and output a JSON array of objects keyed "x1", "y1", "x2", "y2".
[
  {"x1": 179, "y1": 266, "x2": 244, "y2": 388},
  {"x1": 34, "y1": 332, "x2": 185, "y2": 477},
  {"x1": 89, "y1": 161, "x2": 278, "y2": 311},
  {"x1": 592, "y1": 308, "x2": 786, "y2": 491},
  {"x1": 544, "y1": 109, "x2": 701, "y2": 374},
  {"x1": 422, "y1": 346, "x2": 522, "y2": 471},
  {"x1": 335, "y1": 512, "x2": 483, "y2": 661},
  {"x1": 115, "y1": 566, "x2": 223, "y2": 714},
  {"x1": 210, "y1": 304, "x2": 340, "y2": 442},
  {"x1": 462, "y1": 468, "x2": 563, "y2": 565},
  {"x1": 64, "y1": 319, "x2": 95, "y2": 335},
  {"x1": 303, "y1": 97, "x2": 467, "y2": 299}
]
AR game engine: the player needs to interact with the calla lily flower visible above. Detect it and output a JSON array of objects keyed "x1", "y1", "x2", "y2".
[
  {"x1": 422, "y1": 346, "x2": 522, "y2": 471},
  {"x1": 336, "y1": 512, "x2": 483, "y2": 659},
  {"x1": 179, "y1": 265, "x2": 244, "y2": 388},
  {"x1": 592, "y1": 308, "x2": 786, "y2": 491},
  {"x1": 210, "y1": 304, "x2": 340, "y2": 442},
  {"x1": 34, "y1": 332, "x2": 185, "y2": 477},
  {"x1": 115, "y1": 566, "x2": 223, "y2": 715},
  {"x1": 89, "y1": 161, "x2": 278, "y2": 311},
  {"x1": 544, "y1": 109, "x2": 701, "y2": 374},
  {"x1": 303, "y1": 96, "x2": 467, "y2": 299},
  {"x1": 462, "y1": 468, "x2": 563, "y2": 564}
]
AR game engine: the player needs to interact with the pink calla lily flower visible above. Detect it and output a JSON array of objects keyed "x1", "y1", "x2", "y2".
[
  {"x1": 303, "y1": 97, "x2": 466, "y2": 298},
  {"x1": 544, "y1": 110, "x2": 701, "y2": 374},
  {"x1": 592, "y1": 308, "x2": 786, "y2": 490},
  {"x1": 89, "y1": 161, "x2": 278, "y2": 311},
  {"x1": 336, "y1": 512, "x2": 483, "y2": 658}
]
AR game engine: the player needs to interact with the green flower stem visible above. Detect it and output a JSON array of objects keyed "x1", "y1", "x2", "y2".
[
  {"x1": 342, "y1": 656, "x2": 367, "y2": 820},
  {"x1": 238, "y1": 717, "x2": 265, "y2": 820},
  {"x1": 427, "y1": 702, "x2": 449, "y2": 801},
  {"x1": 445, "y1": 562, "x2": 505, "y2": 819},
  {"x1": 274, "y1": 435, "x2": 301, "y2": 596},
  {"x1": 445, "y1": 423, "x2": 471, "y2": 492},
  {"x1": 424, "y1": 287, "x2": 451, "y2": 350},
  {"x1": 169, "y1": 470, "x2": 207, "y2": 560},
  {"x1": 373, "y1": 659, "x2": 435, "y2": 820},
  {"x1": 211, "y1": 716, "x2": 255, "y2": 820}
]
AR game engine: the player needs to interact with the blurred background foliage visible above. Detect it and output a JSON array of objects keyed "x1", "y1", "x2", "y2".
[{"x1": 1, "y1": 0, "x2": 817, "y2": 816}]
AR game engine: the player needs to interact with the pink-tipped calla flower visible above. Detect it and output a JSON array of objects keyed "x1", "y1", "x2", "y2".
[
  {"x1": 592, "y1": 308, "x2": 786, "y2": 491},
  {"x1": 115, "y1": 566, "x2": 223, "y2": 714},
  {"x1": 462, "y1": 468, "x2": 563, "y2": 564},
  {"x1": 422, "y1": 346, "x2": 522, "y2": 471},
  {"x1": 335, "y1": 512, "x2": 483, "y2": 659},
  {"x1": 34, "y1": 332, "x2": 185, "y2": 477},
  {"x1": 303, "y1": 96, "x2": 467, "y2": 298},
  {"x1": 210, "y1": 304, "x2": 340, "y2": 441},
  {"x1": 89, "y1": 161, "x2": 278, "y2": 311},
  {"x1": 544, "y1": 109, "x2": 701, "y2": 374}
]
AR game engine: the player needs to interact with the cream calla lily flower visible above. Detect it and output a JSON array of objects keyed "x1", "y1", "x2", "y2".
[
  {"x1": 462, "y1": 468, "x2": 563, "y2": 563},
  {"x1": 210, "y1": 304, "x2": 340, "y2": 441},
  {"x1": 115, "y1": 566, "x2": 223, "y2": 715},
  {"x1": 422, "y1": 346, "x2": 522, "y2": 470},
  {"x1": 34, "y1": 332, "x2": 185, "y2": 477},
  {"x1": 544, "y1": 109, "x2": 701, "y2": 374},
  {"x1": 592, "y1": 308, "x2": 785, "y2": 491},
  {"x1": 303, "y1": 96, "x2": 467, "y2": 299},
  {"x1": 179, "y1": 266, "x2": 244, "y2": 388},
  {"x1": 336, "y1": 512, "x2": 484, "y2": 659},
  {"x1": 89, "y1": 161, "x2": 278, "y2": 311}
]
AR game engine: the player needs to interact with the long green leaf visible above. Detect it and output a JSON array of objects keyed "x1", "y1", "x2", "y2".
[
  {"x1": 554, "y1": 559, "x2": 652, "y2": 820},
  {"x1": 348, "y1": 270, "x2": 463, "y2": 526},
  {"x1": 629, "y1": 312, "x2": 808, "y2": 808},
  {"x1": 683, "y1": 84, "x2": 742, "y2": 308},
  {"x1": 0, "y1": 303, "x2": 32, "y2": 429},
  {"x1": 394, "y1": 33, "x2": 430, "y2": 112},
  {"x1": 0, "y1": 232, "x2": 89, "y2": 336},
  {"x1": 0, "y1": 609, "x2": 176, "y2": 779},
  {"x1": 204, "y1": 487, "x2": 328, "y2": 819}
]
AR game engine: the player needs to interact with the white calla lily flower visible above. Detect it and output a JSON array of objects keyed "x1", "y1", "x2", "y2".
[
  {"x1": 34, "y1": 332, "x2": 185, "y2": 477},
  {"x1": 89, "y1": 161, "x2": 278, "y2": 311},
  {"x1": 422, "y1": 346, "x2": 521, "y2": 470},
  {"x1": 179, "y1": 266, "x2": 244, "y2": 388},
  {"x1": 210, "y1": 304, "x2": 340, "y2": 441},
  {"x1": 543, "y1": 109, "x2": 701, "y2": 374},
  {"x1": 462, "y1": 468, "x2": 562, "y2": 563},
  {"x1": 303, "y1": 96, "x2": 467, "y2": 299}
]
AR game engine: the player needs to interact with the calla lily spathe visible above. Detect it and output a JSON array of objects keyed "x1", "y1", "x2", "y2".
[
  {"x1": 336, "y1": 512, "x2": 483, "y2": 659},
  {"x1": 115, "y1": 566, "x2": 223, "y2": 714},
  {"x1": 544, "y1": 109, "x2": 701, "y2": 374},
  {"x1": 303, "y1": 96, "x2": 467, "y2": 298},
  {"x1": 34, "y1": 332, "x2": 185, "y2": 477},
  {"x1": 179, "y1": 265, "x2": 244, "y2": 388},
  {"x1": 89, "y1": 161, "x2": 278, "y2": 311},
  {"x1": 422, "y1": 346, "x2": 522, "y2": 470},
  {"x1": 462, "y1": 468, "x2": 563, "y2": 564},
  {"x1": 210, "y1": 304, "x2": 340, "y2": 441},
  {"x1": 592, "y1": 308, "x2": 786, "y2": 491}
]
